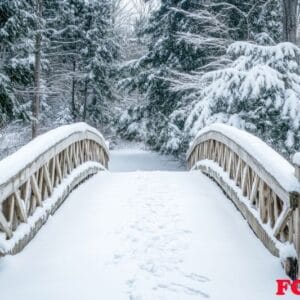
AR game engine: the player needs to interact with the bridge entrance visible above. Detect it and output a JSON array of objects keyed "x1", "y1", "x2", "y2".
[
  {"x1": 109, "y1": 145, "x2": 185, "y2": 172},
  {"x1": 0, "y1": 148, "x2": 289, "y2": 300}
]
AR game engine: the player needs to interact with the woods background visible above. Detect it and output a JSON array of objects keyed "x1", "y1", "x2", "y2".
[{"x1": 0, "y1": 0, "x2": 299, "y2": 159}]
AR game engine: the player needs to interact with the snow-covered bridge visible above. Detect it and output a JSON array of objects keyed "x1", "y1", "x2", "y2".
[{"x1": 0, "y1": 123, "x2": 299, "y2": 299}]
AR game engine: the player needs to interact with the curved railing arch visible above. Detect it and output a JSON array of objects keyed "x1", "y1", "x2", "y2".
[
  {"x1": 187, "y1": 124, "x2": 300, "y2": 279},
  {"x1": 0, "y1": 123, "x2": 109, "y2": 255}
]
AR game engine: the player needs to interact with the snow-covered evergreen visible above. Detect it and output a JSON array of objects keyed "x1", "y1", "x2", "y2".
[
  {"x1": 118, "y1": 0, "x2": 229, "y2": 154},
  {"x1": 0, "y1": 0, "x2": 37, "y2": 124},
  {"x1": 185, "y1": 42, "x2": 300, "y2": 157},
  {"x1": 0, "y1": 0, "x2": 300, "y2": 161},
  {"x1": 117, "y1": 0, "x2": 285, "y2": 155}
]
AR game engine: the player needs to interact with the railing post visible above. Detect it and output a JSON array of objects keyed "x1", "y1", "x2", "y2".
[{"x1": 293, "y1": 153, "x2": 300, "y2": 278}]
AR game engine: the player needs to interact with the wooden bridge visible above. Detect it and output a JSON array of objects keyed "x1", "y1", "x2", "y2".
[{"x1": 0, "y1": 122, "x2": 299, "y2": 299}]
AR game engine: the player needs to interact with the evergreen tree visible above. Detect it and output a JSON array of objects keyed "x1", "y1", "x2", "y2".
[
  {"x1": 79, "y1": 0, "x2": 119, "y2": 126},
  {"x1": 0, "y1": 0, "x2": 36, "y2": 125},
  {"x1": 36, "y1": 0, "x2": 119, "y2": 128},
  {"x1": 119, "y1": 0, "x2": 229, "y2": 154},
  {"x1": 211, "y1": 0, "x2": 282, "y2": 43},
  {"x1": 185, "y1": 42, "x2": 300, "y2": 157}
]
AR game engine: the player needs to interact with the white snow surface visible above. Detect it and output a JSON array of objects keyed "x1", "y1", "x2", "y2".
[
  {"x1": 192, "y1": 123, "x2": 300, "y2": 193},
  {"x1": 0, "y1": 150, "x2": 295, "y2": 300},
  {"x1": 293, "y1": 152, "x2": 300, "y2": 166},
  {"x1": 109, "y1": 149, "x2": 185, "y2": 171},
  {"x1": 0, "y1": 122, "x2": 106, "y2": 186}
]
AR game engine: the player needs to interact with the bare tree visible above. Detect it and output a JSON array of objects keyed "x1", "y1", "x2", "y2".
[
  {"x1": 282, "y1": 0, "x2": 299, "y2": 43},
  {"x1": 32, "y1": 0, "x2": 42, "y2": 138}
]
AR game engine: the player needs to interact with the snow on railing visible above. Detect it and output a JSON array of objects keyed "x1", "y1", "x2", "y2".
[
  {"x1": 187, "y1": 123, "x2": 300, "y2": 279},
  {"x1": 0, "y1": 123, "x2": 109, "y2": 255}
]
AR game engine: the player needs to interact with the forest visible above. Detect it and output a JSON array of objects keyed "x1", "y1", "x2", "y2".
[{"x1": 0, "y1": 0, "x2": 300, "y2": 159}]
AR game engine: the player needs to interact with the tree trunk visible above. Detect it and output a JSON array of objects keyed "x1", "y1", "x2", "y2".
[
  {"x1": 282, "y1": 0, "x2": 298, "y2": 43},
  {"x1": 83, "y1": 78, "x2": 88, "y2": 121},
  {"x1": 71, "y1": 60, "x2": 76, "y2": 118},
  {"x1": 32, "y1": 0, "x2": 42, "y2": 139}
]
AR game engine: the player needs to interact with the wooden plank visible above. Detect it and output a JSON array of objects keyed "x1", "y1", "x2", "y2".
[
  {"x1": 250, "y1": 174, "x2": 259, "y2": 205},
  {"x1": 43, "y1": 164, "x2": 53, "y2": 194},
  {"x1": 241, "y1": 164, "x2": 248, "y2": 196},
  {"x1": 73, "y1": 144, "x2": 79, "y2": 167},
  {"x1": 14, "y1": 191, "x2": 28, "y2": 223},
  {"x1": 259, "y1": 179, "x2": 268, "y2": 223},
  {"x1": 55, "y1": 155, "x2": 63, "y2": 183},
  {"x1": 222, "y1": 146, "x2": 227, "y2": 170},
  {"x1": 8, "y1": 196, "x2": 15, "y2": 227},
  {"x1": 234, "y1": 157, "x2": 241, "y2": 183},
  {"x1": 0, "y1": 210, "x2": 12, "y2": 238},
  {"x1": 268, "y1": 190, "x2": 275, "y2": 228},
  {"x1": 50, "y1": 157, "x2": 55, "y2": 186},
  {"x1": 273, "y1": 208, "x2": 293, "y2": 238},
  {"x1": 66, "y1": 147, "x2": 72, "y2": 173},
  {"x1": 38, "y1": 167, "x2": 44, "y2": 192},
  {"x1": 30, "y1": 174, "x2": 43, "y2": 207},
  {"x1": 79, "y1": 141, "x2": 84, "y2": 163},
  {"x1": 227, "y1": 151, "x2": 233, "y2": 177}
]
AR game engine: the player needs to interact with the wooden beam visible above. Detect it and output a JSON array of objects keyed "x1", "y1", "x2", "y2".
[
  {"x1": 43, "y1": 164, "x2": 53, "y2": 194},
  {"x1": 14, "y1": 191, "x2": 28, "y2": 223},
  {"x1": 249, "y1": 174, "x2": 259, "y2": 205},
  {"x1": 273, "y1": 208, "x2": 293, "y2": 239},
  {"x1": 30, "y1": 174, "x2": 43, "y2": 207},
  {"x1": 0, "y1": 210, "x2": 12, "y2": 238}
]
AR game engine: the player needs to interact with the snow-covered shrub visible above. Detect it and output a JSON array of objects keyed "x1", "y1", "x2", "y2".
[
  {"x1": 185, "y1": 42, "x2": 300, "y2": 157},
  {"x1": 115, "y1": 105, "x2": 148, "y2": 141}
]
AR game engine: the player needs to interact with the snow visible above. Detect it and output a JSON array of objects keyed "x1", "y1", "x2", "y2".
[
  {"x1": 110, "y1": 149, "x2": 185, "y2": 171},
  {"x1": 191, "y1": 123, "x2": 300, "y2": 193},
  {"x1": 0, "y1": 150, "x2": 295, "y2": 299},
  {"x1": 185, "y1": 41, "x2": 300, "y2": 155},
  {"x1": 293, "y1": 152, "x2": 300, "y2": 166},
  {"x1": 0, "y1": 122, "x2": 106, "y2": 186}
]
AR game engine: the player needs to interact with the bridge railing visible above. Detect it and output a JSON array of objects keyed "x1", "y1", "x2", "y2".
[
  {"x1": 187, "y1": 124, "x2": 300, "y2": 279},
  {"x1": 0, "y1": 123, "x2": 109, "y2": 255}
]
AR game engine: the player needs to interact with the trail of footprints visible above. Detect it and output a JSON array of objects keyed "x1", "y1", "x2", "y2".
[{"x1": 110, "y1": 174, "x2": 210, "y2": 299}]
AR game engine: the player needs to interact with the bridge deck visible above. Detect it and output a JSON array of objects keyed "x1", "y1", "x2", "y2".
[{"x1": 0, "y1": 151, "x2": 292, "y2": 299}]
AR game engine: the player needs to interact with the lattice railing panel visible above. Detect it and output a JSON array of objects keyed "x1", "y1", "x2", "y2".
[{"x1": 0, "y1": 124, "x2": 109, "y2": 254}]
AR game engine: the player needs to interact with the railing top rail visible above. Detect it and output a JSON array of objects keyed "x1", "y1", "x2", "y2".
[
  {"x1": 187, "y1": 123, "x2": 300, "y2": 200},
  {"x1": 0, "y1": 122, "x2": 109, "y2": 203}
]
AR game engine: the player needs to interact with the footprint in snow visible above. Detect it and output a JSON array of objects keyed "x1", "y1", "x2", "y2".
[
  {"x1": 184, "y1": 272, "x2": 210, "y2": 283},
  {"x1": 171, "y1": 282, "x2": 210, "y2": 298}
]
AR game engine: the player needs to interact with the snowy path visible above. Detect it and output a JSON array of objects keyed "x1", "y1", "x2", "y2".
[
  {"x1": 0, "y1": 151, "x2": 295, "y2": 299},
  {"x1": 109, "y1": 148, "x2": 186, "y2": 171}
]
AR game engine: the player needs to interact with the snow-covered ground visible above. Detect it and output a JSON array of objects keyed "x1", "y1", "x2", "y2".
[
  {"x1": 0, "y1": 150, "x2": 295, "y2": 299},
  {"x1": 110, "y1": 149, "x2": 185, "y2": 171},
  {"x1": 109, "y1": 141, "x2": 186, "y2": 172}
]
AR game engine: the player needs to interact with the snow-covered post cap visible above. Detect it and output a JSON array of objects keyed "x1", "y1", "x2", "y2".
[{"x1": 293, "y1": 153, "x2": 300, "y2": 180}]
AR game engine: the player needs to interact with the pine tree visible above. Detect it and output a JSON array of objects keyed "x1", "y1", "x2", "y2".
[
  {"x1": 211, "y1": 0, "x2": 282, "y2": 43},
  {"x1": 77, "y1": 0, "x2": 119, "y2": 126},
  {"x1": 42, "y1": 0, "x2": 87, "y2": 122},
  {"x1": 0, "y1": 0, "x2": 37, "y2": 125},
  {"x1": 185, "y1": 42, "x2": 300, "y2": 157},
  {"x1": 282, "y1": 0, "x2": 299, "y2": 43},
  {"x1": 38, "y1": 0, "x2": 119, "y2": 128},
  {"x1": 119, "y1": 0, "x2": 229, "y2": 154}
]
